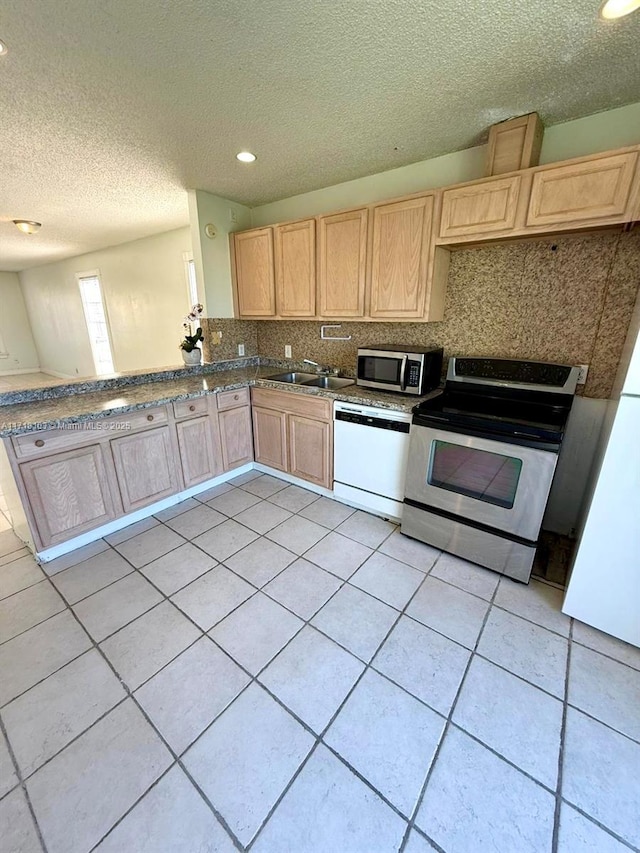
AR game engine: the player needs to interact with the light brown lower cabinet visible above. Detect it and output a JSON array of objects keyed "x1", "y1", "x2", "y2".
[
  {"x1": 218, "y1": 405, "x2": 254, "y2": 471},
  {"x1": 176, "y1": 414, "x2": 223, "y2": 487},
  {"x1": 251, "y1": 388, "x2": 333, "y2": 488},
  {"x1": 288, "y1": 414, "x2": 331, "y2": 487},
  {"x1": 19, "y1": 444, "x2": 119, "y2": 548},
  {"x1": 111, "y1": 426, "x2": 181, "y2": 513},
  {"x1": 6, "y1": 387, "x2": 257, "y2": 551},
  {"x1": 252, "y1": 406, "x2": 287, "y2": 471}
]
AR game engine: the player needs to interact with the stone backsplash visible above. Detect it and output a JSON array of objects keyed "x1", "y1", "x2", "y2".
[
  {"x1": 202, "y1": 230, "x2": 640, "y2": 399},
  {"x1": 200, "y1": 318, "x2": 258, "y2": 363}
]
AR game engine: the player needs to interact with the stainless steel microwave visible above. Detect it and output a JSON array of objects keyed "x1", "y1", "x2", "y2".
[{"x1": 356, "y1": 346, "x2": 443, "y2": 396}]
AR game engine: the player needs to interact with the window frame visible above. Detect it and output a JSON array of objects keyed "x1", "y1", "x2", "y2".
[
  {"x1": 183, "y1": 252, "x2": 199, "y2": 313},
  {"x1": 75, "y1": 269, "x2": 116, "y2": 376}
]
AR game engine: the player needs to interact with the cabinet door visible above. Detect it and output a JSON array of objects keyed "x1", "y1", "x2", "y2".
[
  {"x1": 20, "y1": 445, "x2": 118, "y2": 548},
  {"x1": 176, "y1": 415, "x2": 222, "y2": 488},
  {"x1": 252, "y1": 406, "x2": 287, "y2": 471},
  {"x1": 111, "y1": 426, "x2": 180, "y2": 513},
  {"x1": 368, "y1": 195, "x2": 434, "y2": 319},
  {"x1": 526, "y1": 151, "x2": 638, "y2": 228},
  {"x1": 274, "y1": 219, "x2": 316, "y2": 317},
  {"x1": 317, "y1": 209, "x2": 368, "y2": 317},
  {"x1": 219, "y1": 406, "x2": 254, "y2": 471},
  {"x1": 439, "y1": 176, "x2": 521, "y2": 239},
  {"x1": 233, "y1": 228, "x2": 276, "y2": 317},
  {"x1": 288, "y1": 414, "x2": 332, "y2": 488}
]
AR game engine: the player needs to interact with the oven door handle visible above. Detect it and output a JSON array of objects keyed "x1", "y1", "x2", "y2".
[{"x1": 400, "y1": 355, "x2": 408, "y2": 392}]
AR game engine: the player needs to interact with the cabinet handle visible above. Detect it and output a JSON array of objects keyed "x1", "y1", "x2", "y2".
[
  {"x1": 35, "y1": 439, "x2": 45, "y2": 447},
  {"x1": 234, "y1": 394, "x2": 240, "y2": 401},
  {"x1": 189, "y1": 405, "x2": 195, "y2": 412},
  {"x1": 147, "y1": 414, "x2": 154, "y2": 422}
]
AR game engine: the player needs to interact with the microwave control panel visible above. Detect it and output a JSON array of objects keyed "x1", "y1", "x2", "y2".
[{"x1": 407, "y1": 362, "x2": 421, "y2": 387}]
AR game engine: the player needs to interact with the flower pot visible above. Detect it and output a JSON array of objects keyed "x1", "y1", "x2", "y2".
[{"x1": 181, "y1": 347, "x2": 202, "y2": 366}]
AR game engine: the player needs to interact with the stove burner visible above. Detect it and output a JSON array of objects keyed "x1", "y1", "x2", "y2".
[{"x1": 412, "y1": 357, "x2": 580, "y2": 451}]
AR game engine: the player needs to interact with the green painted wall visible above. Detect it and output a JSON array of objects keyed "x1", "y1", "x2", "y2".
[
  {"x1": 250, "y1": 102, "x2": 640, "y2": 227},
  {"x1": 188, "y1": 190, "x2": 252, "y2": 317}
]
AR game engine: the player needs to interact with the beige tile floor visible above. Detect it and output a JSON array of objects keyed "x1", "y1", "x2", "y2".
[{"x1": 0, "y1": 471, "x2": 639, "y2": 853}]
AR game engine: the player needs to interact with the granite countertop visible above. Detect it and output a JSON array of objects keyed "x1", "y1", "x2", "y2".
[{"x1": 0, "y1": 362, "x2": 439, "y2": 437}]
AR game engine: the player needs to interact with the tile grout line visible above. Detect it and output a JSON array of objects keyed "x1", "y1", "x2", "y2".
[
  {"x1": 88, "y1": 512, "x2": 372, "y2": 851},
  {"x1": 96, "y1": 494, "x2": 408, "y2": 847},
  {"x1": 0, "y1": 713, "x2": 49, "y2": 852},
  {"x1": 552, "y1": 619, "x2": 571, "y2": 853},
  {"x1": 3, "y1": 479, "x2": 637, "y2": 850},
  {"x1": 32, "y1": 571, "x2": 248, "y2": 853},
  {"x1": 556, "y1": 800, "x2": 640, "y2": 853},
  {"x1": 30, "y1": 488, "x2": 353, "y2": 850},
  {"x1": 397, "y1": 576, "x2": 503, "y2": 853},
  {"x1": 4, "y1": 497, "x2": 639, "y2": 793},
  {"x1": 554, "y1": 619, "x2": 640, "y2": 853},
  {"x1": 244, "y1": 543, "x2": 440, "y2": 850}
]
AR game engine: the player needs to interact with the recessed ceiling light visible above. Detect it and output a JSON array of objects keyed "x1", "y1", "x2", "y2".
[
  {"x1": 599, "y1": 0, "x2": 640, "y2": 18},
  {"x1": 0, "y1": 40, "x2": 8, "y2": 55},
  {"x1": 236, "y1": 151, "x2": 257, "y2": 163},
  {"x1": 13, "y1": 220, "x2": 42, "y2": 235}
]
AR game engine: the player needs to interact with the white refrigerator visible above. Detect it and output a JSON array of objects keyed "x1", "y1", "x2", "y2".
[{"x1": 562, "y1": 330, "x2": 640, "y2": 647}]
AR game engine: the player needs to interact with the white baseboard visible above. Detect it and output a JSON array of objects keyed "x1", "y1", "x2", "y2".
[
  {"x1": 0, "y1": 366, "x2": 42, "y2": 376},
  {"x1": 40, "y1": 369, "x2": 77, "y2": 379},
  {"x1": 36, "y1": 463, "x2": 253, "y2": 563},
  {"x1": 253, "y1": 463, "x2": 334, "y2": 498},
  {"x1": 34, "y1": 461, "x2": 394, "y2": 563}
]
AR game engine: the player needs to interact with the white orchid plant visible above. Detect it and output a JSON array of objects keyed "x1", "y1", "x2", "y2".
[{"x1": 180, "y1": 303, "x2": 204, "y2": 352}]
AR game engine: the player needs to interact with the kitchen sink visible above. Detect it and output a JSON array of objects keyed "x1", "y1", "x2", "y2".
[
  {"x1": 301, "y1": 376, "x2": 355, "y2": 389},
  {"x1": 266, "y1": 372, "x2": 355, "y2": 390},
  {"x1": 266, "y1": 372, "x2": 318, "y2": 384}
]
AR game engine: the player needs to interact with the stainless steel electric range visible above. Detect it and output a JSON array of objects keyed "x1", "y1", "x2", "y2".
[{"x1": 402, "y1": 357, "x2": 580, "y2": 582}]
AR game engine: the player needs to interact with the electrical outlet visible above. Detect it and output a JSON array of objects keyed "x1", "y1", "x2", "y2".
[
  {"x1": 238, "y1": 343, "x2": 245, "y2": 356},
  {"x1": 211, "y1": 331, "x2": 222, "y2": 346},
  {"x1": 285, "y1": 345, "x2": 292, "y2": 358},
  {"x1": 577, "y1": 364, "x2": 589, "y2": 385}
]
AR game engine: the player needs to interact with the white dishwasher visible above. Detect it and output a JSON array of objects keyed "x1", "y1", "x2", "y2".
[{"x1": 333, "y1": 401, "x2": 412, "y2": 522}]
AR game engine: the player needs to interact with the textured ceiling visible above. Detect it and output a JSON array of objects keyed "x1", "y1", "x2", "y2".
[{"x1": 1, "y1": 0, "x2": 639, "y2": 271}]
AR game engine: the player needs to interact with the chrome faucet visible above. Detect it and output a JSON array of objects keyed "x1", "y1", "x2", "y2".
[{"x1": 303, "y1": 358, "x2": 338, "y2": 376}]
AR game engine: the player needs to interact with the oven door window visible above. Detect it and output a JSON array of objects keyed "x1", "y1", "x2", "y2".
[
  {"x1": 428, "y1": 440, "x2": 523, "y2": 509},
  {"x1": 358, "y1": 356, "x2": 401, "y2": 385}
]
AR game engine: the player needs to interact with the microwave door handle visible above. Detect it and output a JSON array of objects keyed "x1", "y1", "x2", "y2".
[{"x1": 400, "y1": 355, "x2": 408, "y2": 391}]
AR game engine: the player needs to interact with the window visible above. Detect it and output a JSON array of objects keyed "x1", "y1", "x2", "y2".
[
  {"x1": 187, "y1": 259, "x2": 198, "y2": 309},
  {"x1": 184, "y1": 253, "x2": 199, "y2": 311},
  {"x1": 77, "y1": 272, "x2": 115, "y2": 375}
]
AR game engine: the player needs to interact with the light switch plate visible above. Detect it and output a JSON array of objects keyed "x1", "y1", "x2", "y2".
[
  {"x1": 285, "y1": 345, "x2": 292, "y2": 358},
  {"x1": 238, "y1": 343, "x2": 245, "y2": 356},
  {"x1": 577, "y1": 364, "x2": 589, "y2": 384}
]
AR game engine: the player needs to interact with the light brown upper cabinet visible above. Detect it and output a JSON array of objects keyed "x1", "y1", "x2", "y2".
[
  {"x1": 526, "y1": 150, "x2": 639, "y2": 229},
  {"x1": 368, "y1": 195, "x2": 435, "y2": 319},
  {"x1": 232, "y1": 228, "x2": 276, "y2": 317},
  {"x1": 274, "y1": 219, "x2": 316, "y2": 317},
  {"x1": 439, "y1": 176, "x2": 521, "y2": 240},
  {"x1": 317, "y1": 209, "x2": 368, "y2": 317}
]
